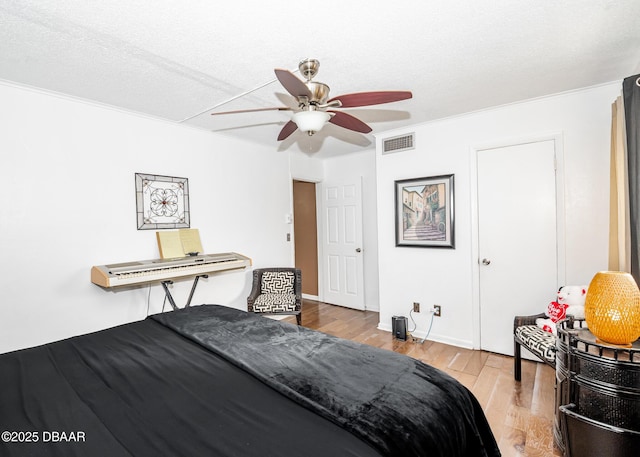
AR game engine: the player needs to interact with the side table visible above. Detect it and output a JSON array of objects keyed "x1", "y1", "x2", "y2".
[{"x1": 556, "y1": 322, "x2": 640, "y2": 457}]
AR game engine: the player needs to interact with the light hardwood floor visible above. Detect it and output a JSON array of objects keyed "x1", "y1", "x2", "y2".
[{"x1": 282, "y1": 299, "x2": 562, "y2": 457}]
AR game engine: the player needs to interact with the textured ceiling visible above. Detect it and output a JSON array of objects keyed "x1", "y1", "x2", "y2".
[{"x1": 1, "y1": 0, "x2": 640, "y2": 158}]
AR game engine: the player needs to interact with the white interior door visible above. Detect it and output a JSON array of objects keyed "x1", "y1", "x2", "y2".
[
  {"x1": 477, "y1": 139, "x2": 559, "y2": 355},
  {"x1": 320, "y1": 177, "x2": 365, "y2": 310}
]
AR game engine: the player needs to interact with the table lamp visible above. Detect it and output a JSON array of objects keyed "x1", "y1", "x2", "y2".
[{"x1": 584, "y1": 271, "x2": 640, "y2": 346}]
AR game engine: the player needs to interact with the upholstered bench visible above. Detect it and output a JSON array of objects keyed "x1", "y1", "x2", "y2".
[
  {"x1": 513, "y1": 312, "x2": 557, "y2": 381},
  {"x1": 513, "y1": 313, "x2": 586, "y2": 381}
]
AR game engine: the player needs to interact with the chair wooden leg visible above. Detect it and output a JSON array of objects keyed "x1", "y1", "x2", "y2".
[
  {"x1": 296, "y1": 313, "x2": 301, "y2": 325},
  {"x1": 514, "y1": 340, "x2": 522, "y2": 381}
]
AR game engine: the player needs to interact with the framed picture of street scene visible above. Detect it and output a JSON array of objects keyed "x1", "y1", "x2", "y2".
[{"x1": 394, "y1": 174, "x2": 455, "y2": 248}]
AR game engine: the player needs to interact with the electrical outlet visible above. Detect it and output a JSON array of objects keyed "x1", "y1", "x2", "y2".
[
  {"x1": 413, "y1": 302, "x2": 420, "y2": 313},
  {"x1": 433, "y1": 305, "x2": 441, "y2": 317}
]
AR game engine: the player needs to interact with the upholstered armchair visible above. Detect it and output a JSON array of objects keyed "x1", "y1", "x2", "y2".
[{"x1": 247, "y1": 267, "x2": 302, "y2": 325}]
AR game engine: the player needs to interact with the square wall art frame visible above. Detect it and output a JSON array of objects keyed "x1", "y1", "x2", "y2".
[
  {"x1": 135, "y1": 173, "x2": 190, "y2": 230},
  {"x1": 394, "y1": 174, "x2": 454, "y2": 248}
]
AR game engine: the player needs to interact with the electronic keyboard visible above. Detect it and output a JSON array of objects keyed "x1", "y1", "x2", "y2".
[{"x1": 91, "y1": 252, "x2": 251, "y2": 288}]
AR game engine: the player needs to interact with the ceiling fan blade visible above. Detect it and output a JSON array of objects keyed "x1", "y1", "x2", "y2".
[
  {"x1": 327, "y1": 111, "x2": 372, "y2": 133},
  {"x1": 211, "y1": 106, "x2": 292, "y2": 116},
  {"x1": 277, "y1": 120, "x2": 298, "y2": 141},
  {"x1": 275, "y1": 69, "x2": 312, "y2": 99},
  {"x1": 327, "y1": 91, "x2": 412, "y2": 108}
]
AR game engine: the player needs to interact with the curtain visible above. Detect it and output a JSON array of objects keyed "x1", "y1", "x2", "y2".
[
  {"x1": 624, "y1": 74, "x2": 640, "y2": 284},
  {"x1": 609, "y1": 96, "x2": 630, "y2": 271}
]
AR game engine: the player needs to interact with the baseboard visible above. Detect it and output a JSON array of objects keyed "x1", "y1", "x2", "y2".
[
  {"x1": 302, "y1": 293, "x2": 319, "y2": 300},
  {"x1": 378, "y1": 322, "x2": 393, "y2": 333},
  {"x1": 377, "y1": 322, "x2": 473, "y2": 349}
]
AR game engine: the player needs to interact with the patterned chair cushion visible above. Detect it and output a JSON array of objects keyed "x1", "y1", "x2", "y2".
[
  {"x1": 261, "y1": 271, "x2": 295, "y2": 294},
  {"x1": 253, "y1": 293, "x2": 297, "y2": 312},
  {"x1": 515, "y1": 325, "x2": 556, "y2": 363}
]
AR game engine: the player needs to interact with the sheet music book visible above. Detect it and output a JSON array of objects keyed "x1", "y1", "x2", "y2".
[{"x1": 156, "y1": 229, "x2": 203, "y2": 259}]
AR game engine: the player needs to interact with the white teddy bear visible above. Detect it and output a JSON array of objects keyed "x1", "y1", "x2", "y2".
[
  {"x1": 536, "y1": 285, "x2": 588, "y2": 335},
  {"x1": 557, "y1": 285, "x2": 588, "y2": 320}
]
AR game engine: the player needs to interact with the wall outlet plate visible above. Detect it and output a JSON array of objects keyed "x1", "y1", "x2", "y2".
[
  {"x1": 413, "y1": 302, "x2": 420, "y2": 313},
  {"x1": 433, "y1": 305, "x2": 441, "y2": 317}
]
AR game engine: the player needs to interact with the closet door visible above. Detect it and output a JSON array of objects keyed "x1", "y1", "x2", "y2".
[{"x1": 477, "y1": 140, "x2": 559, "y2": 355}]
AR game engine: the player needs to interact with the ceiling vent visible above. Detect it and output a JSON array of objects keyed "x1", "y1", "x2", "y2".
[{"x1": 382, "y1": 133, "x2": 415, "y2": 154}]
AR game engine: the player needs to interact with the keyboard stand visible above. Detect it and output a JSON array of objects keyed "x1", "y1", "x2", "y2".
[{"x1": 161, "y1": 274, "x2": 209, "y2": 310}]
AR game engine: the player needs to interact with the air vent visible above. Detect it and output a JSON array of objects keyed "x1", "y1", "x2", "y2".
[{"x1": 382, "y1": 133, "x2": 415, "y2": 154}]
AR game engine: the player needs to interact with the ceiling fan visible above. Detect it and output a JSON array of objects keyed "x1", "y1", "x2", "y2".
[{"x1": 211, "y1": 59, "x2": 412, "y2": 141}]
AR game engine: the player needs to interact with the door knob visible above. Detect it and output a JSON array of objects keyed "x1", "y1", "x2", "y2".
[
  {"x1": 481, "y1": 258, "x2": 491, "y2": 265},
  {"x1": 356, "y1": 248, "x2": 362, "y2": 253}
]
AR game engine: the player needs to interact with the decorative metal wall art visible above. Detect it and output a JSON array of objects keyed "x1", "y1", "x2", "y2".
[{"x1": 135, "y1": 173, "x2": 190, "y2": 230}]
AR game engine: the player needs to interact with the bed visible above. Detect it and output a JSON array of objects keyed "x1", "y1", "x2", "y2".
[{"x1": 0, "y1": 305, "x2": 500, "y2": 457}]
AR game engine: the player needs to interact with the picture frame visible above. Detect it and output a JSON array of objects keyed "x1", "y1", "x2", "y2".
[
  {"x1": 135, "y1": 173, "x2": 190, "y2": 230},
  {"x1": 395, "y1": 174, "x2": 454, "y2": 248}
]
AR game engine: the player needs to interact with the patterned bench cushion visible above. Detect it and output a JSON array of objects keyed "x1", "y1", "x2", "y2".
[
  {"x1": 261, "y1": 271, "x2": 295, "y2": 294},
  {"x1": 253, "y1": 293, "x2": 297, "y2": 313},
  {"x1": 515, "y1": 325, "x2": 556, "y2": 363}
]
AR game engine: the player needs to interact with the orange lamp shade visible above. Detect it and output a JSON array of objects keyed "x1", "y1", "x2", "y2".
[{"x1": 584, "y1": 271, "x2": 640, "y2": 346}]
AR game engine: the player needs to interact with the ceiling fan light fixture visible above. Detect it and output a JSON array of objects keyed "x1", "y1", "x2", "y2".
[
  {"x1": 292, "y1": 110, "x2": 331, "y2": 135},
  {"x1": 214, "y1": 59, "x2": 411, "y2": 142}
]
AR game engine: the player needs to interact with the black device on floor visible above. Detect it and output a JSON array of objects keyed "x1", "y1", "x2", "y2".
[{"x1": 392, "y1": 316, "x2": 408, "y2": 341}]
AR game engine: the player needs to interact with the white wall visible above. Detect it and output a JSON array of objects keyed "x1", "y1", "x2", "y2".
[
  {"x1": 289, "y1": 153, "x2": 324, "y2": 183},
  {"x1": 0, "y1": 82, "x2": 294, "y2": 354},
  {"x1": 322, "y1": 150, "x2": 380, "y2": 311},
  {"x1": 2, "y1": 79, "x2": 622, "y2": 354},
  {"x1": 375, "y1": 82, "x2": 621, "y2": 347}
]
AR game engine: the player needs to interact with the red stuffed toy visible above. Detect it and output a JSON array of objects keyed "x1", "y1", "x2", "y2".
[{"x1": 536, "y1": 300, "x2": 569, "y2": 335}]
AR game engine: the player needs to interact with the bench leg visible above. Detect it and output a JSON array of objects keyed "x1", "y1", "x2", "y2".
[{"x1": 514, "y1": 340, "x2": 522, "y2": 382}]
